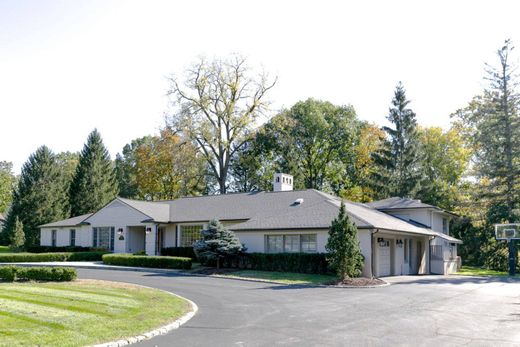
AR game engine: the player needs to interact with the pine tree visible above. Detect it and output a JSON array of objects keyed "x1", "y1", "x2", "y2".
[
  {"x1": 373, "y1": 82, "x2": 422, "y2": 198},
  {"x1": 10, "y1": 217, "x2": 25, "y2": 250},
  {"x1": 325, "y1": 202, "x2": 364, "y2": 280},
  {"x1": 193, "y1": 219, "x2": 244, "y2": 268},
  {"x1": 3, "y1": 146, "x2": 69, "y2": 246},
  {"x1": 70, "y1": 130, "x2": 118, "y2": 216}
]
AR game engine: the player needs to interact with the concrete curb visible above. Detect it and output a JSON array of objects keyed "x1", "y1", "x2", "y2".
[{"x1": 90, "y1": 283, "x2": 198, "y2": 347}]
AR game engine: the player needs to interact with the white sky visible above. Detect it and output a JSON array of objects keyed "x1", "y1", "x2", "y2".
[{"x1": 1, "y1": 0, "x2": 519, "y2": 173}]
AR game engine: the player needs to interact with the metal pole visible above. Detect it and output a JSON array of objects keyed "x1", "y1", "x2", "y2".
[{"x1": 509, "y1": 239, "x2": 516, "y2": 276}]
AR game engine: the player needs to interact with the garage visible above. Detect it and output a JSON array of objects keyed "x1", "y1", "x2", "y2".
[{"x1": 377, "y1": 240, "x2": 391, "y2": 277}]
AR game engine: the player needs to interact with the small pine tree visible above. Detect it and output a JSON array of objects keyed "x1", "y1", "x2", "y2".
[
  {"x1": 326, "y1": 202, "x2": 364, "y2": 280},
  {"x1": 10, "y1": 217, "x2": 25, "y2": 250},
  {"x1": 193, "y1": 219, "x2": 244, "y2": 269}
]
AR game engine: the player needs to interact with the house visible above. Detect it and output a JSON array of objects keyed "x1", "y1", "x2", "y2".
[
  {"x1": 366, "y1": 197, "x2": 462, "y2": 274},
  {"x1": 39, "y1": 173, "x2": 462, "y2": 277}
]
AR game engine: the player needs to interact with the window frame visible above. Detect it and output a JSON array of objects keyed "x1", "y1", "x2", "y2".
[
  {"x1": 92, "y1": 227, "x2": 115, "y2": 250},
  {"x1": 70, "y1": 229, "x2": 76, "y2": 247},
  {"x1": 179, "y1": 224, "x2": 204, "y2": 247},
  {"x1": 51, "y1": 230, "x2": 57, "y2": 247},
  {"x1": 265, "y1": 234, "x2": 318, "y2": 253}
]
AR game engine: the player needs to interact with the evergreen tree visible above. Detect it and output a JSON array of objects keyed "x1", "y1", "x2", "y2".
[
  {"x1": 10, "y1": 217, "x2": 25, "y2": 250},
  {"x1": 325, "y1": 202, "x2": 364, "y2": 280},
  {"x1": 374, "y1": 82, "x2": 422, "y2": 198},
  {"x1": 193, "y1": 219, "x2": 244, "y2": 268},
  {"x1": 70, "y1": 130, "x2": 118, "y2": 216},
  {"x1": 3, "y1": 146, "x2": 69, "y2": 246}
]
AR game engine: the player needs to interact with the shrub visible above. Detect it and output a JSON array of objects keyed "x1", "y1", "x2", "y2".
[
  {"x1": 25, "y1": 245, "x2": 102, "y2": 253},
  {"x1": 0, "y1": 266, "x2": 77, "y2": 282},
  {"x1": 193, "y1": 219, "x2": 244, "y2": 268},
  {"x1": 223, "y1": 253, "x2": 331, "y2": 275},
  {"x1": 102, "y1": 254, "x2": 192, "y2": 270},
  {"x1": 0, "y1": 266, "x2": 16, "y2": 281},
  {"x1": 161, "y1": 247, "x2": 198, "y2": 260},
  {"x1": 0, "y1": 251, "x2": 109, "y2": 263}
]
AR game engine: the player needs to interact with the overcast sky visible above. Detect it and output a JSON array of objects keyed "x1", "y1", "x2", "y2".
[{"x1": 1, "y1": 0, "x2": 519, "y2": 173}]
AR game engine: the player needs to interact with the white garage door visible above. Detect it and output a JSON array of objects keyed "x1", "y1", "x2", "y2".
[{"x1": 378, "y1": 242, "x2": 391, "y2": 277}]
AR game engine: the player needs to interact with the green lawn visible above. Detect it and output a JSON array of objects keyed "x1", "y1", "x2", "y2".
[
  {"x1": 0, "y1": 246, "x2": 11, "y2": 253},
  {"x1": 0, "y1": 279, "x2": 191, "y2": 346},
  {"x1": 219, "y1": 270, "x2": 335, "y2": 285},
  {"x1": 456, "y1": 265, "x2": 520, "y2": 277}
]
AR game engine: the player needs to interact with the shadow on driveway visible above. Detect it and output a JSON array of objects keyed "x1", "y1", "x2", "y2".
[{"x1": 385, "y1": 274, "x2": 520, "y2": 286}]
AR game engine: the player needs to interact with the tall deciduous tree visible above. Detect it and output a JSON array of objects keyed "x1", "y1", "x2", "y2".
[
  {"x1": 133, "y1": 128, "x2": 206, "y2": 200},
  {"x1": 247, "y1": 99, "x2": 359, "y2": 192},
  {"x1": 115, "y1": 137, "x2": 152, "y2": 199},
  {"x1": 0, "y1": 161, "x2": 16, "y2": 214},
  {"x1": 326, "y1": 202, "x2": 364, "y2": 280},
  {"x1": 3, "y1": 146, "x2": 69, "y2": 246},
  {"x1": 70, "y1": 130, "x2": 118, "y2": 216},
  {"x1": 374, "y1": 82, "x2": 422, "y2": 198},
  {"x1": 453, "y1": 40, "x2": 520, "y2": 223},
  {"x1": 416, "y1": 126, "x2": 471, "y2": 210},
  {"x1": 168, "y1": 55, "x2": 276, "y2": 194}
]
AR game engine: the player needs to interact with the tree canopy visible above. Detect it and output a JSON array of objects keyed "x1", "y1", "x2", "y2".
[{"x1": 69, "y1": 129, "x2": 118, "y2": 216}]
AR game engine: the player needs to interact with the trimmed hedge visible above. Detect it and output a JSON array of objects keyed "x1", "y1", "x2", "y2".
[
  {"x1": 161, "y1": 247, "x2": 197, "y2": 260},
  {"x1": 0, "y1": 251, "x2": 109, "y2": 263},
  {"x1": 25, "y1": 245, "x2": 103, "y2": 253},
  {"x1": 102, "y1": 254, "x2": 192, "y2": 270},
  {"x1": 0, "y1": 266, "x2": 77, "y2": 282},
  {"x1": 223, "y1": 253, "x2": 331, "y2": 275}
]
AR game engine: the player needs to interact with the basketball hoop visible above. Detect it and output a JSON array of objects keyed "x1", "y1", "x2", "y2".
[{"x1": 495, "y1": 223, "x2": 520, "y2": 276}]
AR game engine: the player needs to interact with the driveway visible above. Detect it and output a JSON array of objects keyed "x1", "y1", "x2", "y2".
[{"x1": 76, "y1": 269, "x2": 520, "y2": 346}]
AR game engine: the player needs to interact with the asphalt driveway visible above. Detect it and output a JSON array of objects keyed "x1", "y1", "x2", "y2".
[{"x1": 76, "y1": 269, "x2": 520, "y2": 346}]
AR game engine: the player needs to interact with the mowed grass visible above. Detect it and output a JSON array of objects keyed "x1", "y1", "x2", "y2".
[
  {"x1": 0, "y1": 246, "x2": 11, "y2": 253},
  {"x1": 456, "y1": 265, "x2": 520, "y2": 277},
  {"x1": 0, "y1": 279, "x2": 191, "y2": 346},
  {"x1": 221, "y1": 270, "x2": 335, "y2": 285}
]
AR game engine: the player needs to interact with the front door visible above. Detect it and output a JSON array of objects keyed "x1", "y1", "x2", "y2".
[{"x1": 156, "y1": 227, "x2": 165, "y2": 255}]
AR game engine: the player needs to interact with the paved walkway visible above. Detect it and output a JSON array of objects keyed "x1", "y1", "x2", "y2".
[{"x1": 73, "y1": 268, "x2": 520, "y2": 347}]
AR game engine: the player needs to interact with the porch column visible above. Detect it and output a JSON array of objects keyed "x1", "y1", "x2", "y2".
[{"x1": 145, "y1": 224, "x2": 157, "y2": 256}]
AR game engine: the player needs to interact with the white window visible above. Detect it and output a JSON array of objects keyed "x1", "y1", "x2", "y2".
[
  {"x1": 284, "y1": 235, "x2": 300, "y2": 252},
  {"x1": 265, "y1": 234, "x2": 318, "y2": 253},
  {"x1": 70, "y1": 229, "x2": 76, "y2": 247},
  {"x1": 442, "y1": 218, "x2": 448, "y2": 234},
  {"x1": 266, "y1": 235, "x2": 284, "y2": 253},
  {"x1": 301, "y1": 234, "x2": 317, "y2": 252},
  {"x1": 180, "y1": 225, "x2": 203, "y2": 247},
  {"x1": 93, "y1": 227, "x2": 115, "y2": 251},
  {"x1": 51, "y1": 230, "x2": 57, "y2": 247}
]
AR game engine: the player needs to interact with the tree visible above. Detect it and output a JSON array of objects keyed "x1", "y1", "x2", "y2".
[
  {"x1": 453, "y1": 40, "x2": 520, "y2": 223},
  {"x1": 325, "y1": 202, "x2": 364, "y2": 280},
  {"x1": 193, "y1": 219, "x2": 244, "y2": 269},
  {"x1": 341, "y1": 123, "x2": 385, "y2": 202},
  {"x1": 133, "y1": 128, "x2": 206, "y2": 200},
  {"x1": 115, "y1": 137, "x2": 152, "y2": 199},
  {"x1": 10, "y1": 217, "x2": 25, "y2": 250},
  {"x1": 0, "y1": 161, "x2": 16, "y2": 214},
  {"x1": 69, "y1": 130, "x2": 118, "y2": 216},
  {"x1": 3, "y1": 146, "x2": 69, "y2": 246},
  {"x1": 416, "y1": 126, "x2": 471, "y2": 210},
  {"x1": 373, "y1": 82, "x2": 423, "y2": 198},
  {"x1": 247, "y1": 99, "x2": 359, "y2": 193},
  {"x1": 168, "y1": 55, "x2": 276, "y2": 194}
]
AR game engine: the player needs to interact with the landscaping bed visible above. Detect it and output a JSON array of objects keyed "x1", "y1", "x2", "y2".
[
  {"x1": 326, "y1": 277, "x2": 387, "y2": 287},
  {"x1": 0, "y1": 279, "x2": 191, "y2": 346},
  {"x1": 102, "y1": 253, "x2": 192, "y2": 269}
]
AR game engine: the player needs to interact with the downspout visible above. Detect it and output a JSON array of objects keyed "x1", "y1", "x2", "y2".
[{"x1": 428, "y1": 235, "x2": 435, "y2": 274}]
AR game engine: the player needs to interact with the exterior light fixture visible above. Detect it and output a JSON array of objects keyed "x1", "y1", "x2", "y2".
[
  {"x1": 145, "y1": 227, "x2": 152, "y2": 234},
  {"x1": 117, "y1": 228, "x2": 124, "y2": 235}
]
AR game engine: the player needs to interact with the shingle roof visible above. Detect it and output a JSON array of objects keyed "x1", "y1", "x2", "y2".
[
  {"x1": 39, "y1": 213, "x2": 93, "y2": 228},
  {"x1": 366, "y1": 197, "x2": 437, "y2": 210},
  {"x1": 39, "y1": 190, "x2": 444, "y2": 237},
  {"x1": 117, "y1": 198, "x2": 170, "y2": 223}
]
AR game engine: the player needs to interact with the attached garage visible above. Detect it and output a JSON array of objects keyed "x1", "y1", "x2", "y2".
[{"x1": 377, "y1": 240, "x2": 392, "y2": 277}]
